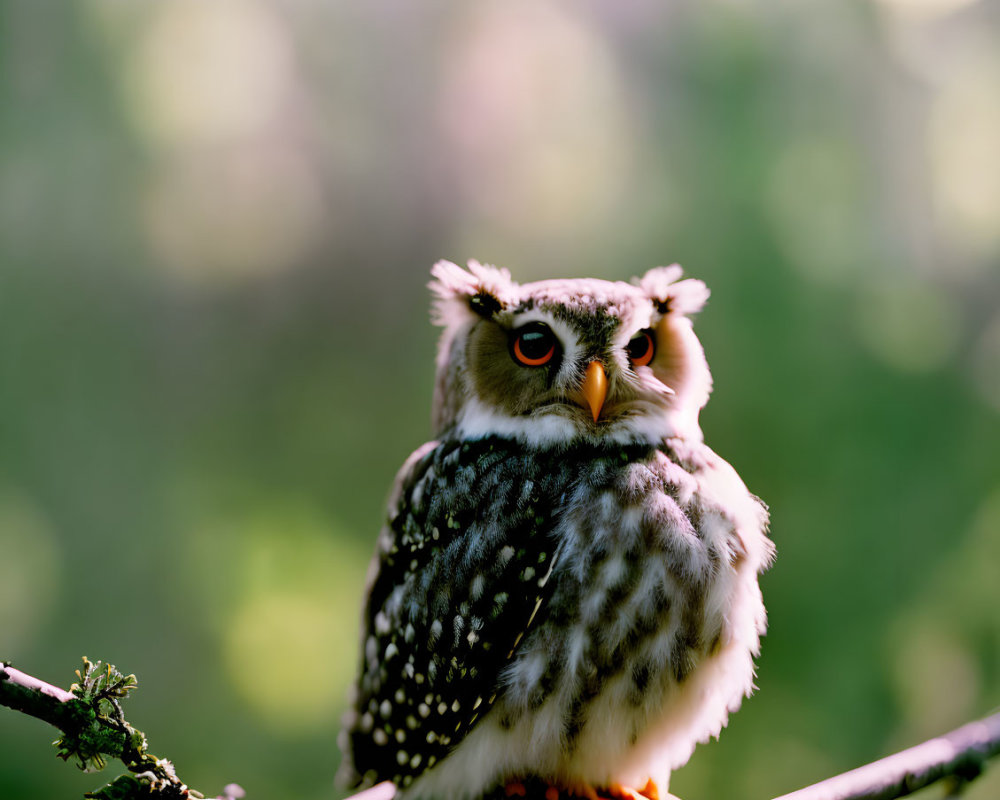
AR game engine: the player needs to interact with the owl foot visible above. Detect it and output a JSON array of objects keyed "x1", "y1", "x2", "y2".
[
  {"x1": 607, "y1": 780, "x2": 666, "y2": 800},
  {"x1": 501, "y1": 779, "x2": 672, "y2": 800},
  {"x1": 502, "y1": 780, "x2": 596, "y2": 800}
]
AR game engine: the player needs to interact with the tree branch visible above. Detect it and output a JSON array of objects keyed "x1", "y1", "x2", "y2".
[
  {"x1": 0, "y1": 663, "x2": 82, "y2": 726},
  {"x1": 771, "y1": 710, "x2": 1000, "y2": 800},
  {"x1": 1, "y1": 658, "x2": 243, "y2": 800},
  {"x1": 5, "y1": 657, "x2": 998, "y2": 800}
]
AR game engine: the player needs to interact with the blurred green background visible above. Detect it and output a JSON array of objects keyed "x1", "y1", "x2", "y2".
[{"x1": 1, "y1": 1, "x2": 999, "y2": 799}]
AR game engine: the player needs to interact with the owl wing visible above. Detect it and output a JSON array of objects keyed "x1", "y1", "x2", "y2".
[{"x1": 342, "y1": 438, "x2": 569, "y2": 789}]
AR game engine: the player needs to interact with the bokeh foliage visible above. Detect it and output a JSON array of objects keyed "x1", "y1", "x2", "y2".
[{"x1": 1, "y1": 2, "x2": 999, "y2": 799}]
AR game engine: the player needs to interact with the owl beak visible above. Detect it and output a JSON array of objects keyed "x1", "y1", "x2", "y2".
[{"x1": 581, "y1": 361, "x2": 608, "y2": 422}]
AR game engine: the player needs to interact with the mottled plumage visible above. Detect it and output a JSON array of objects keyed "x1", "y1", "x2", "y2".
[{"x1": 338, "y1": 261, "x2": 774, "y2": 800}]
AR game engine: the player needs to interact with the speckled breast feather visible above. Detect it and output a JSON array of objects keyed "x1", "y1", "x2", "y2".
[{"x1": 340, "y1": 435, "x2": 762, "y2": 795}]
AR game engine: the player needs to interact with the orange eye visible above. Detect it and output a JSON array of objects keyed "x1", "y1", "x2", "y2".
[
  {"x1": 511, "y1": 322, "x2": 558, "y2": 367},
  {"x1": 626, "y1": 329, "x2": 655, "y2": 367}
]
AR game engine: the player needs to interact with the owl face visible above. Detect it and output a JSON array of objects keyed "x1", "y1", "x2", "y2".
[{"x1": 429, "y1": 261, "x2": 713, "y2": 445}]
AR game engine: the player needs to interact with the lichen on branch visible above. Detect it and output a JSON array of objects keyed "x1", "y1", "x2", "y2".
[{"x1": 0, "y1": 656, "x2": 230, "y2": 800}]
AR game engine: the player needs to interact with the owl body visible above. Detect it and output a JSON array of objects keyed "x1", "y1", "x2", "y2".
[{"x1": 339, "y1": 262, "x2": 773, "y2": 800}]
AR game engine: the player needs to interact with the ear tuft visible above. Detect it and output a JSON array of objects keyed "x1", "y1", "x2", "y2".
[
  {"x1": 429, "y1": 260, "x2": 514, "y2": 326},
  {"x1": 636, "y1": 264, "x2": 710, "y2": 317}
]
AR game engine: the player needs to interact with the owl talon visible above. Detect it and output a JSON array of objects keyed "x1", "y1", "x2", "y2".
[{"x1": 607, "y1": 781, "x2": 663, "y2": 800}]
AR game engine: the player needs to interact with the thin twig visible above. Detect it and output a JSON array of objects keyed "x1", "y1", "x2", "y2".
[
  {"x1": 1, "y1": 659, "x2": 240, "y2": 800},
  {"x1": 771, "y1": 711, "x2": 1000, "y2": 800},
  {"x1": 0, "y1": 664, "x2": 81, "y2": 725},
  {"x1": 0, "y1": 662, "x2": 127, "y2": 770}
]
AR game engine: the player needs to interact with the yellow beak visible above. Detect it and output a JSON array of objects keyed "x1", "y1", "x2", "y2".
[{"x1": 581, "y1": 361, "x2": 608, "y2": 422}]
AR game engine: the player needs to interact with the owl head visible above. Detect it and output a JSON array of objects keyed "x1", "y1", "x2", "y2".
[{"x1": 428, "y1": 260, "x2": 713, "y2": 446}]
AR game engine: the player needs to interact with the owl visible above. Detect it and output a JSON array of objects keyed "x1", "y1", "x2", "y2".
[{"x1": 337, "y1": 261, "x2": 774, "y2": 800}]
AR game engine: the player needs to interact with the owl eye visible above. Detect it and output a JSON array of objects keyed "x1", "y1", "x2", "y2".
[
  {"x1": 626, "y1": 329, "x2": 656, "y2": 367},
  {"x1": 511, "y1": 322, "x2": 558, "y2": 367}
]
